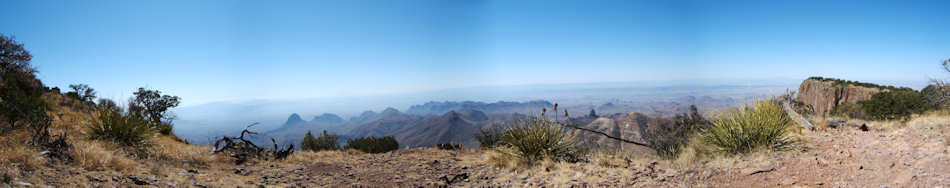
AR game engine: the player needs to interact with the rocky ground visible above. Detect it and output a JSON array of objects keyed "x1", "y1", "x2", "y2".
[{"x1": 3, "y1": 107, "x2": 949, "y2": 187}]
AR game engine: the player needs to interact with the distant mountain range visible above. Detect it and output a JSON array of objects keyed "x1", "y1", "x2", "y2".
[
  {"x1": 254, "y1": 99, "x2": 738, "y2": 149},
  {"x1": 259, "y1": 101, "x2": 540, "y2": 147},
  {"x1": 173, "y1": 82, "x2": 794, "y2": 145}
]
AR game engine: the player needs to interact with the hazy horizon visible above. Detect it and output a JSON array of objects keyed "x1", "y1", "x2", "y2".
[{"x1": 2, "y1": 0, "x2": 948, "y2": 107}]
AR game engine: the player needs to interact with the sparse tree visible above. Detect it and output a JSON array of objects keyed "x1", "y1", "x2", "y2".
[
  {"x1": 0, "y1": 35, "x2": 51, "y2": 143},
  {"x1": 66, "y1": 84, "x2": 96, "y2": 102},
  {"x1": 128, "y1": 87, "x2": 181, "y2": 135},
  {"x1": 96, "y1": 98, "x2": 119, "y2": 112}
]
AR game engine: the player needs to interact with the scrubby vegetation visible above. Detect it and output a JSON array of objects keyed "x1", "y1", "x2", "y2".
[
  {"x1": 700, "y1": 100, "x2": 794, "y2": 155},
  {"x1": 500, "y1": 107, "x2": 577, "y2": 163},
  {"x1": 808, "y1": 76, "x2": 915, "y2": 91},
  {"x1": 642, "y1": 105, "x2": 710, "y2": 158},
  {"x1": 860, "y1": 90, "x2": 926, "y2": 120},
  {"x1": 474, "y1": 128, "x2": 503, "y2": 148},
  {"x1": 300, "y1": 130, "x2": 340, "y2": 152},
  {"x1": 345, "y1": 136, "x2": 399, "y2": 153},
  {"x1": 923, "y1": 84, "x2": 950, "y2": 110},
  {"x1": 923, "y1": 59, "x2": 950, "y2": 110}
]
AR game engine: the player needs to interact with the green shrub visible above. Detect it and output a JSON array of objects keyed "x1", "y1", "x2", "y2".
[
  {"x1": 643, "y1": 105, "x2": 710, "y2": 158},
  {"x1": 88, "y1": 109, "x2": 152, "y2": 147},
  {"x1": 860, "y1": 90, "x2": 926, "y2": 120},
  {"x1": 700, "y1": 100, "x2": 793, "y2": 155},
  {"x1": 474, "y1": 128, "x2": 503, "y2": 148},
  {"x1": 0, "y1": 35, "x2": 48, "y2": 136},
  {"x1": 501, "y1": 115, "x2": 576, "y2": 163},
  {"x1": 807, "y1": 76, "x2": 914, "y2": 92},
  {"x1": 127, "y1": 87, "x2": 180, "y2": 135},
  {"x1": 301, "y1": 130, "x2": 340, "y2": 152},
  {"x1": 345, "y1": 136, "x2": 398, "y2": 153}
]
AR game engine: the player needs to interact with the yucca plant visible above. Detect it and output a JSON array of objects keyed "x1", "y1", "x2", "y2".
[
  {"x1": 700, "y1": 100, "x2": 793, "y2": 154},
  {"x1": 501, "y1": 108, "x2": 576, "y2": 163},
  {"x1": 88, "y1": 109, "x2": 152, "y2": 147}
]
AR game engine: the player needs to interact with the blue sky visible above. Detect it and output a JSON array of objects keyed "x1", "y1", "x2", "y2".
[{"x1": 2, "y1": 0, "x2": 948, "y2": 106}]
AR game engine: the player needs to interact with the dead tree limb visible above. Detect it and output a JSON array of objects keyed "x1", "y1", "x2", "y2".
[
  {"x1": 211, "y1": 123, "x2": 294, "y2": 164},
  {"x1": 561, "y1": 123, "x2": 649, "y2": 148}
]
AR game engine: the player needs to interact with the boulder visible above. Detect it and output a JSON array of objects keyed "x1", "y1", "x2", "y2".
[{"x1": 796, "y1": 78, "x2": 889, "y2": 116}]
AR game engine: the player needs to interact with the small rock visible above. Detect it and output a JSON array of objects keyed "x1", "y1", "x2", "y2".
[
  {"x1": 86, "y1": 175, "x2": 104, "y2": 182},
  {"x1": 816, "y1": 182, "x2": 824, "y2": 185},
  {"x1": 128, "y1": 176, "x2": 151, "y2": 185},
  {"x1": 12, "y1": 181, "x2": 33, "y2": 187},
  {"x1": 781, "y1": 179, "x2": 796, "y2": 185}
]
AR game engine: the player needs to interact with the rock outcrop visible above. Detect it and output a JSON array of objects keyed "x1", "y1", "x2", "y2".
[{"x1": 796, "y1": 78, "x2": 889, "y2": 116}]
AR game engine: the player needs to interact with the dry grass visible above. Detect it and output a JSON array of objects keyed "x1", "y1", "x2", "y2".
[
  {"x1": 484, "y1": 147, "x2": 524, "y2": 170},
  {"x1": 150, "y1": 135, "x2": 227, "y2": 167},
  {"x1": 71, "y1": 139, "x2": 138, "y2": 172},
  {"x1": 479, "y1": 149, "x2": 664, "y2": 186},
  {"x1": 0, "y1": 130, "x2": 47, "y2": 183}
]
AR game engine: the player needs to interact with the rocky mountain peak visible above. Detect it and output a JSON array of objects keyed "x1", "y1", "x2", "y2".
[{"x1": 285, "y1": 113, "x2": 305, "y2": 126}]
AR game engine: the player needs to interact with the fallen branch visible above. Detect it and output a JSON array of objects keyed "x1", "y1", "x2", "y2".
[
  {"x1": 747, "y1": 167, "x2": 776, "y2": 175},
  {"x1": 212, "y1": 123, "x2": 294, "y2": 164},
  {"x1": 561, "y1": 123, "x2": 649, "y2": 148}
]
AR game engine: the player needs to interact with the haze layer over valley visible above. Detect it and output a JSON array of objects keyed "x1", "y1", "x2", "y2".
[{"x1": 173, "y1": 80, "x2": 797, "y2": 145}]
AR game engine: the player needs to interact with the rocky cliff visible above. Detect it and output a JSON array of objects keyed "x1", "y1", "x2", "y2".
[{"x1": 796, "y1": 78, "x2": 889, "y2": 116}]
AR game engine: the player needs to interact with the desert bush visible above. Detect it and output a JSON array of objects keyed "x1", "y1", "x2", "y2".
[
  {"x1": 501, "y1": 114, "x2": 576, "y2": 163},
  {"x1": 700, "y1": 100, "x2": 794, "y2": 155},
  {"x1": 860, "y1": 90, "x2": 926, "y2": 120},
  {"x1": 474, "y1": 128, "x2": 503, "y2": 148},
  {"x1": 301, "y1": 130, "x2": 340, "y2": 152},
  {"x1": 96, "y1": 98, "x2": 119, "y2": 111},
  {"x1": 643, "y1": 105, "x2": 710, "y2": 158},
  {"x1": 88, "y1": 108, "x2": 152, "y2": 147},
  {"x1": 128, "y1": 87, "x2": 180, "y2": 135},
  {"x1": 922, "y1": 84, "x2": 950, "y2": 110},
  {"x1": 436, "y1": 142, "x2": 461, "y2": 150},
  {"x1": 345, "y1": 136, "x2": 398, "y2": 153}
]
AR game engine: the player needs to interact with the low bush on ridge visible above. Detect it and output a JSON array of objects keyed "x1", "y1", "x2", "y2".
[
  {"x1": 700, "y1": 100, "x2": 794, "y2": 155},
  {"x1": 643, "y1": 105, "x2": 710, "y2": 158},
  {"x1": 860, "y1": 90, "x2": 926, "y2": 121},
  {"x1": 301, "y1": 130, "x2": 340, "y2": 152},
  {"x1": 345, "y1": 136, "x2": 398, "y2": 153},
  {"x1": 474, "y1": 128, "x2": 503, "y2": 148}
]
